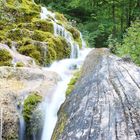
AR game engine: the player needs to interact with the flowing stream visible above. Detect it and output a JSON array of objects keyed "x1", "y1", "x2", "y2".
[{"x1": 40, "y1": 7, "x2": 91, "y2": 140}]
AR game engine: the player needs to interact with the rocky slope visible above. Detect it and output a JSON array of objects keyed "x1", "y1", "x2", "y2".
[
  {"x1": 0, "y1": 67, "x2": 60, "y2": 139},
  {"x1": 52, "y1": 48, "x2": 140, "y2": 140}
]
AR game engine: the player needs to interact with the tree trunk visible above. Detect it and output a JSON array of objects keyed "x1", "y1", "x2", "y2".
[{"x1": 112, "y1": 0, "x2": 116, "y2": 38}]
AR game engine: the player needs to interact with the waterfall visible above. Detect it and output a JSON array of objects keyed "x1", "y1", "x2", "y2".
[
  {"x1": 18, "y1": 98, "x2": 26, "y2": 140},
  {"x1": 0, "y1": 108, "x2": 3, "y2": 140},
  {"x1": 40, "y1": 7, "x2": 85, "y2": 59},
  {"x1": 40, "y1": 6, "x2": 91, "y2": 140},
  {"x1": 19, "y1": 111, "x2": 25, "y2": 140}
]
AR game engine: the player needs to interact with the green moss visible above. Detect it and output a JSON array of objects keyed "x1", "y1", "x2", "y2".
[
  {"x1": 6, "y1": 28, "x2": 31, "y2": 41},
  {"x1": 22, "y1": 92, "x2": 43, "y2": 136},
  {"x1": 16, "y1": 62, "x2": 25, "y2": 67},
  {"x1": 46, "y1": 36, "x2": 70, "y2": 60},
  {"x1": 65, "y1": 25, "x2": 82, "y2": 48},
  {"x1": 23, "y1": 92, "x2": 42, "y2": 122},
  {"x1": 44, "y1": 46, "x2": 56, "y2": 65},
  {"x1": 52, "y1": 112, "x2": 67, "y2": 140},
  {"x1": 66, "y1": 70, "x2": 81, "y2": 96},
  {"x1": 66, "y1": 26, "x2": 80, "y2": 39},
  {"x1": 75, "y1": 37, "x2": 82, "y2": 48},
  {"x1": 22, "y1": 38, "x2": 32, "y2": 46},
  {"x1": 18, "y1": 44, "x2": 41, "y2": 64},
  {"x1": 3, "y1": 0, "x2": 40, "y2": 23},
  {"x1": 55, "y1": 12, "x2": 67, "y2": 22},
  {"x1": 32, "y1": 30, "x2": 53, "y2": 41},
  {"x1": 0, "y1": 35, "x2": 6, "y2": 42},
  {"x1": 32, "y1": 19, "x2": 54, "y2": 33},
  {"x1": 0, "y1": 49, "x2": 12, "y2": 66}
]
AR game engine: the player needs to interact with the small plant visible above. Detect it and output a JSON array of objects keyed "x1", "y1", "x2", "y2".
[
  {"x1": 0, "y1": 49, "x2": 12, "y2": 66},
  {"x1": 66, "y1": 70, "x2": 81, "y2": 96}
]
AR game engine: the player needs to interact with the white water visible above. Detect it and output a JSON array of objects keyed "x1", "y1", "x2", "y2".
[
  {"x1": 41, "y1": 7, "x2": 91, "y2": 140},
  {"x1": 41, "y1": 48, "x2": 91, "y2": 140}
]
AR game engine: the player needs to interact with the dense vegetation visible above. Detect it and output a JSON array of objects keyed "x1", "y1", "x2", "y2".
[
  {"x1": 36, "y1": 0, "x2": 140, "y2": 65},
  {"x1": 117, "y1": 20, "x2": 140, "y2": 65}
]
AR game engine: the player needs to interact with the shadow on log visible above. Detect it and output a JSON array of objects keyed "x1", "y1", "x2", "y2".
[{"x1": 52, "y1": 48, "x2": 140, "y2": 140}]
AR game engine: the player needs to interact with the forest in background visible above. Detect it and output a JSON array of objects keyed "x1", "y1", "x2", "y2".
[{"x1": 35, "y1": 0, "x2": 140, "y2": 65}]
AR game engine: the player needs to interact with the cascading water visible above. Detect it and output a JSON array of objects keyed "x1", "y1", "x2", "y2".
[
  {"x1": 40, "y1": 7, "x2": 81, "y2": 59},
  {"x1": 40, "y1": 7, "x2": 92, "y2": 140},
  {"x1": 19, "y1": 104, "x2": 26, "y2": 140}
]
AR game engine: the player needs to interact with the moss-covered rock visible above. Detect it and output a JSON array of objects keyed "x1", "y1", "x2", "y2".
[
  {"x1": 55, "y1": 12, "x2": 67, "y2": 22},
  {"x1": 0, "y1": 49, "x2": 12, "y2": 66},
  {"x1": 23, "y1": 92, "x2": 42, "y2": 122},
  {"x1": 2, "y1": 0, "x2": 40, "y2": 23},
  {"x1": 16, "y1": 62, "x2": 25, "y2": 67},
  {"x1": 18, "y1": 44, "x2": 42, "y2": 64},
  {"x1": 46, "y1": 36, "x2": 71, "y2": 60},
  {"x1": 6, "y1": 28, "x2": 31, "y2": 41},
  {"x1": 32, "y1": 30, "x2": 53, "y2": 42},
  {"x1": 66, "y1": 26, "x2": 80, "y2": 39},
  {"x1": 22, "y1": 92, "x2": 43, "y2": 138},
  {"x1": 66, "y1": 70, "x2": 81, "y2": 96},
  {"x1": 0, "y1": 0, "x2": 81, "y2": 68},
  {"x1": 32, "y1": 19, "x2": 54, "y2": 33},
  {"x1": 51, "y1": 107, "x2": 68, "y2": 140}
]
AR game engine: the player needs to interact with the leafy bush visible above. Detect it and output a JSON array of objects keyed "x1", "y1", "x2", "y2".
[{"x1": 117, "y1": 20, "x2": 140, "y2": 65}]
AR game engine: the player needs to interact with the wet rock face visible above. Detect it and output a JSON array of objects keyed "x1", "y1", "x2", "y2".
[
  {"x1": 0, "y1": 67, "x2": 60, "y2": 140},
  {"x1": 52, "y1": 48, "x2": 140, "y2": 140}
]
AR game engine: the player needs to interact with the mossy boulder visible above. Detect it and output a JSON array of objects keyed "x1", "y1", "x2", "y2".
[
  {"x1": 32, "y1": 19, "x2": 54, "y2": 33},
  {"x1": 0, "y1": 48, "x2": 12, "y2": 66},
  {"x1": 32, "y1": 30, "x2": 53, "y2": 42},
  {"x1": 66, "y1": 26, "x2": 80, "y2": 40},
  {"x1": 23, "y1": 92, "x2": 42, "y2": 122},
  {"x1": 18, "y1": 44, "x2": 42, "y2": 64},
  {"x1": 46, "y1": 36, "x2": 71, "y2": 60},
  {"x1": 22, "y1": 92, "x2": 43, "y2": 137},
  {"x1": 6, "y1": 28, "x2": 31, "y2": 41},
  {"x1": 2, "y1": 0, "x2": 40, "y2": 23},
  {"x1": 55, "y1": 12, "x2": 67, "y2": 22}
]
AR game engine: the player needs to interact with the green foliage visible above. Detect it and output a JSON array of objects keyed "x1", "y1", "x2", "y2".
[
  {"x1": 0, "y1": 49, "x2": 12, "y2": 66},
  {"x1": 66, "y1": 70, "x2": 81, "y2": 96},
  {"x1": 117, "y1": 20, "x2": 140, "y2": 65}
]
